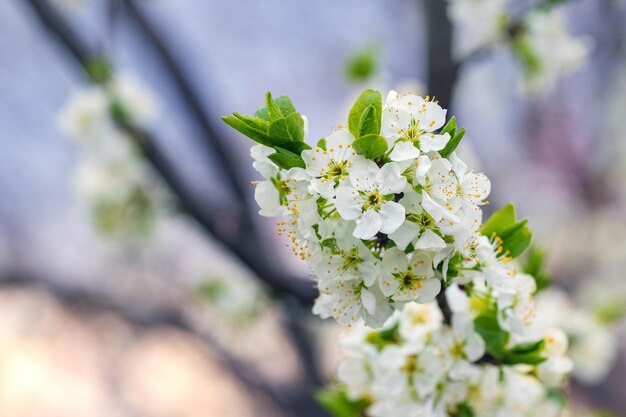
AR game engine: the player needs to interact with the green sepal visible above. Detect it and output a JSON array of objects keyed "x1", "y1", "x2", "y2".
[
  {"x1": 353, "y1": 134, "x2": 388, "y2": 159},
  {"x1": 317, "y1": 138, "x2": 327, "y2": 151},
  {"x1": 348, "y1": 89, "x2": 382, "y2": 139}
]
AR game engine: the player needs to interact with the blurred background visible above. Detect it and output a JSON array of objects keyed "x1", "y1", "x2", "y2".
[{"x1": 1, "y1": 0, "x2": 625, "y2": 416}]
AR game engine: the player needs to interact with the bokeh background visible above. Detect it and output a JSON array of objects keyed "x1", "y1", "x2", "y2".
[{"x1": 1, "y1": 0, "x2": 625, "y2": 416}]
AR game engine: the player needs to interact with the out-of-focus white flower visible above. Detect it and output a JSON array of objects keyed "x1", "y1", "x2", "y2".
[
  {"x1": 109, "y1": 73, "x2": 160, "y2": 126},
  {"x1": 515, "y1": 9, "x2": 591, "y2": 94},
  {"x1": 58, "y1": 73, "x2": 163, "y2": 239},
  {"x1": 535, "y1": 288, "x2": 618, "y2": 385},
  {"x1": 448, "y1": 0, "x2": 508, "y2": 59}
]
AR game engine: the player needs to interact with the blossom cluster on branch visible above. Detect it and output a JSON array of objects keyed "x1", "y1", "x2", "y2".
[
  {"x1": 224, "y1": 89, "x2": 573, "y2": 415},
  {"x1": 58, "y1": 72, "x2": 165, "y2": 239},
  {"x1": 448, "y1": 0, "x2": 590, "y2": 94}
]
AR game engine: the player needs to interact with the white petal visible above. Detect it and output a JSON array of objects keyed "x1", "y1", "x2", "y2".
[
  {"x1": 379, "y1": 202, "x2": 406, "y2": 234},
  {"x1": 389, "y1": 141, "x2": 421, "y2": 162},
  {"x1": 388, "y1": 221, "x2": 420, "y2": 250},
  {"x1": 349, "y1": 158, "x2": 379, "y2": 191},
  {"x1": 464, "y1": 333, "x2": 486, "y2": 362},
  {"x1": 417, "y1": 278, "x2": 441, "y2": 303},
  {"x1": 415, "y1": 155, "x2": 432, "y2": 180},
  {"x1": 252, "y1": 160, "x2": 278, "y2": 179},
  {"x1": 254, "y1": 181, "x2": 283, "y2": 217},
  {"x1": 326, "y1": 129, "x2": 356, "y2": 161},
  {"x1": 361, "y1": 288, "x2": 377, "y2": 315},
  {"x1": 415, "y1": 229, "x2": 447, "y2": 250},
  {"x1": 335, "y1": 186, "x2": 362, "y2": 220},
  {"x1": 422, "y1": 191, "x2": 459, "y2": 223},
  {"x1": 420, "y1": 133, "x2": 450, "y2": 152},
  {"x1": 376, "y1": 163, "x2": 407, "y2": 194},
  {"x1": 353, "y1": 209, "x2": 382, "y2": 239}
]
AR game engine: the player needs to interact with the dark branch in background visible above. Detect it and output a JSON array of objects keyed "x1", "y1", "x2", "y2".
[
  {"x1": 435, "y1": 288, "x2": 452, "y2": 326},
  {"x1": 22, "y1": 0, "x2": 316, "y2": 306},
  {"x1": 115, "y1": 0, "x2": 325, "y2": 395},
  {"x1": 424, "y1": 0, "x2": 458, "y2": 110},
  {"x1": 22, "y1": 2, "x2": 326, "y2": 416},
  {"x1": 0, "y1": 272, "x2": 288, "y2": 411},
  {"x1": 121, "y1": 0, "x2": 256, "y2": 231}
]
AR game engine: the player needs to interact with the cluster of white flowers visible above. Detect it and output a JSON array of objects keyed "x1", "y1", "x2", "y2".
[
  {"x1": 534, "y1": 288, "x2": 618, "y2": 385},
  {"x1": 225, "y1": 88, "x2": 575, "y2": 417},
  {"x1": 236, "y1": 90, "x2": 494, "y2": 327},
  {"x1": 58, "y1": 73, "x2": 164, "y2": 239},
  {"x1": 447, "y1": 0, "x2": 590, "y2": 94},
  {"x1": 334, "y1": 296, "x2": 570, "y2": 417}
]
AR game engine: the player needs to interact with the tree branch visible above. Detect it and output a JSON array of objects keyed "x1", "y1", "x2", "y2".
[
  {"x1": 122, "y1": 0, "x2": 255, "y2": 229},
  {"x1": 22, "y1": 0, "x2": 317, "y2": 306}
]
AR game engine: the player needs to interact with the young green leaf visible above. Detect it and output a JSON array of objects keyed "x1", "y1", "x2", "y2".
[
  {"x1": 352, "y1": 134, "x2": 388, "y2": 159},
  {"x1": 265, "y1": 91, "x2": 284, "y2": 121},
  {"x1": 440, "y1": 128, "x2": 465, "y2": 158},
  {"x1": 481, "y1": 204, "x2": 516, "y2": 237},
  {"x1": 221, "y1": 114, "x2": 272, "y2": 146},
  {"x1": 439, "y1": 116, "x2": 457, "y2": 138},
  {"x1": 268, "y1": 147, "x2": 306, "y2": 169},
  {"x1": 358, "y1": 104, "x2": 379, "y2": 137},
  {"x1": 499, "y1": 220, "x2": 533, "y2": 259},
  {"x1": 317, "y1": 138, "x2": 327, "y2": 151},
  {"x1": 348, "y1": 89, "x2": 382, "y2": 138}
]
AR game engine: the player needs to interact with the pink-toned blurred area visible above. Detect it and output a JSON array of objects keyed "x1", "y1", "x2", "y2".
[{"x1": 1, "y1": 0, "x2": 626, "y2": 416}]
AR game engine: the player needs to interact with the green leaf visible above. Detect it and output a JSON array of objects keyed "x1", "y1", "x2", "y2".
[
  {"x1": 440, "y1": 116, "x2": 457, "y2": 138},
  {"x1": 474, "y1": 314, "x2": 508, "y2": 359},
  {"x1": 440, "y1": 128, "x2": 465, "y2": 158},
  {"x1": 481, "y1": 204, "x2": 533, "y2": 259},
  {"x1": 353, "y1": 134, "x2": 387, "y2": 159},
  {"x1": 345, "y1": 43, "x2": 380, "y2": 83},
  {"x1": 358, "y1": 104, "x2": 379, "y2": 137},
  {"x1": 315, "y1": 389, "x2": 369, "y2": 417},
  {"x1": 317, "y1": 138, "x2": 327, "y2": 151},
  {"x1": 285, "y1": 112, "x2": 305, "y2": 141},
  {"x1": 280, "y1": 139, "x2": 311, "y2": 155},
  {"x1": 481, "y1": 204, "x2": 516, "y2": 237},
  {"x1": 265, "y1": 91, "x2": 284, "y2": 121},
  {"x1": 221, "y1": 114, "x2": 273, "y2": 147},
  {"x1": 502, "y1": 340, "x2": 547, "y2": 365},
  {"x1": 523, "y1": 247, "x2": 551, "y2": 292},
  {"x1": 348, "y1": 89, "x2": 382, "y2": 138},
  {"x1": 274, "y1": 95, "x2": 298, "y2": 117},
  {"x1": 268, "y1": 147, "x2": 305, "y2": 169},
  {"x1": 499, "y1": 219, "x2": 533, "y2": 259}
]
